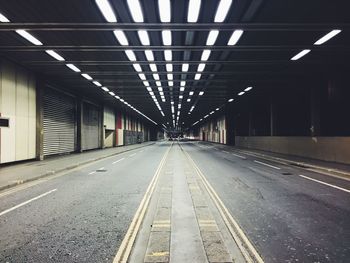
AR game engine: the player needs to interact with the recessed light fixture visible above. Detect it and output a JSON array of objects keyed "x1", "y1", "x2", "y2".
[
  {"x1": 227, "y1": 30, "x2": 243, "y2": 45},
  {"x1": 314, "y1": 29, "x2": 341, "y2": 45},
  {"x1": 146, "y1": 87, "x2": 152, "y2": 92},
  {"x1": 189, "y1": 91, "x2": 194, "y2": 96},
  {"x1": 81, "y1": 73, "x2": 93, "y2": 80},
  {"x1": 164, "y1": 50, "x2": 172, "y2": 61},
  {"x1": 162, "y1": 30, "x2": 172, "y2": 45},
  {"x1": 228, "y1": 98, "x2": 234, "y2": 102},
  {"x1": 153, "y1": 73, "x2": 160, "y2": 80},
  {"x1": 180, "y1": 81, "x2": 186, "y2": 86},
  {"x1": 179, "y1": 95, "x2": 183, "y2": 99},
  {"x1": 133, "y1": 63, "x2": 142, "y2": 72},
  {"x1": 143, "y1": 81, "x2": 150, "y2": 86},
  {"x1": 182, "y1": 63, "x2": 189, "y2": 72},
  {"x1": 138, "y1": 30, "x2": 150, "y2": 45},
  {"x1": 214, "y1": 0, "x2": 232, "y2": 23},
  {"x1": 109, "y1": 91, "x2": 115, "y2": 96},
  {"x1": 180, "y1": 87, "x2": 185, "y2": 92},
  {"x1": 125, "y1": 50, "x2": 136, "y2": 61},
  {"x1": 138, "y1": 73, "x2": 146, "y2": 80},
  {"x1": 187, "y1": 0, "x2": 201, "y2": 23},
  {"x1": 199, "y1": 91, "x2": 204, "y2": 96},
  {"x1": 113, "y1": 30, "x2": 128, "y2": 45},
  {"x1": 0, "y1": 12, "x2": 10, "y2": 22},
  {"x1": 66, "y1": 64, "x2": 81, "y2": 72},
  {"x1": 197, "y1": 63, "x2": 206, "y2": 72},
  {"x1": 206, "y1": 30, "x2": 219, "y2": 45},
  {"x1": 158, "y1": 87, "x2": 163, "y2": 92},
  {"x1": 144, "y1": 50, "x2": 154, "y2": 61},
  {"x1": 102, "y1": 87, "x2": 109, "y2": 92},
  {"x1": 166, "y1": 64, "x2": 173, "y2": 72},
  {"x1": 291, "y1": 49, "x2": 311, "y2": 61},
  {"x1": 158, "y1": 0, "x2": 171, "y2": 22},
  {"x1": 93, "y1": 81, "x2": 102, "y2": 87},
  {"x1": 168, "y1": 81, "x2": 174, "y2": 86},
  {"x1": 149, "y1": 64, "x2": 158, "y2": 72},
  {"x1": 156, "y1": 81, "x2": 161, "y2": 86},
  {"x1": 195, "y1": 73, "x2": 201, "y2": 80},
  {"x1": 238, "y1": 91, "x2": 245, "y2": 96},
  {"x1": 45, "y1": 50, "x2": 65, "y2": 61},
  {"x1": 167, "y1": 73, "x2": 173, "y2": 80},
  {"x1": 187, "y1": 99, "x2": 191, "y2": 102},
  {"x1": 201, "y1": 50, "x2": 211, "y2": 61},
  {"x1": 127, "y1": 0, "x2": 144, "y2": 22},
  {"x1": 95, "y1": 0, "x2": 117, "y2": 22},
  {"x1": 244, "y1": 86, "x2": 253, "y2": 92},
  {"x1": 16, "y1": 30, "x2": 43, "y2": 45}
]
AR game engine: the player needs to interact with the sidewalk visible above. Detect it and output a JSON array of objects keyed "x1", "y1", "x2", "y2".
[{"x1": 0, "y1": 142, "x2": 155, "y2": 191}]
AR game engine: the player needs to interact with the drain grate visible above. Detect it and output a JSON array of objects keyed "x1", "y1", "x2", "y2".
[
  {"x1": 282, "y1": 172, "x2": 292, "y2": 175},
  {"x1": 96, "y1": 169, "x2": 107, "y2": 172}
]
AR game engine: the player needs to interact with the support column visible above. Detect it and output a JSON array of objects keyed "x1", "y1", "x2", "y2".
[
  {"x1": 36, "y1": 80, "x2": 44, "y2": 161},
  {"x1": 310, "y1": 86, "x2": 321, "y2": 136},
  {"x1": 77, "y1": 99, "x2": 83, "y2": 153}
]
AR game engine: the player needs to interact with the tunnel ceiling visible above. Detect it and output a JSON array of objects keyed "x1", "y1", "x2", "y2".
[{"x1": 0, "y1": 0, "x2": 349, "y2": 129}]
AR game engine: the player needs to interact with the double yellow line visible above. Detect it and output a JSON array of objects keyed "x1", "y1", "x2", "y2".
[{"x1": 113, "y1": 143, "x2": 172, "y2": 263}]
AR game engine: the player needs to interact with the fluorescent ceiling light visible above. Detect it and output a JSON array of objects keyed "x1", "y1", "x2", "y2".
[
  {"x1": 314, "y1": 29, "x2": 341, "y2": 45},
  {"x1": 180, "y1": 87, "x2": 185, "y2": 92},
  {"x1": 201, "y1": 49, "x2": 211, "y2": 61},
  {"x1": 238, "y1": 91, "x2": 245, "y2": 96},
  {"x1": 115, "y1": 95, "x2": 120, "y2": 99},
  {"x1": 167, "y1": 73, "x2": 173, "y2": 80},
  {"x1": 291, "y1": 49, "x2": 311, "y2": 61},
  {"x1": 150, "y1": 63, "x2": 157, "y2": 72},
  {"x1": 102, "y1": 87, "x2": 109, "y2": 92},
  {"x1": 127, "y1": 0, "x2": 144, "y2": 22},
  {"x1": 214, "y1": 0, "x2": 232, "y2": 22},
  {"x1": 143, "y1": 81, "x2": 150, "y2": 86},
  {"x1": 0, "y1": 12, "x2": 10, "y2": 22},
  {"x1": 187, "y1": 99, "x2": 191, "y2": 102},
  {"x1": 109, "y1": 91, "x2": 115, "y2": 96},
  {"x1": 187, "y1": 0, "x2": 201, "y2": 22},
  {"x1": 93, "y1": 81, "x2": 102, "y2": 87},
  {"x1": 66, "y1": 64, "x2": 81, "y2": 72},
  {"x1": 228, "y1": 98, "x2": 234, "y2": 102},
  {"x1": 113, "y1": 30, "x2": 128, "y2": 45},
  {"x1": 156, "y1": 81, "x2": 161, "y2": 86},
  {"x1": 16, "y1": 30, "x2": 43, "y2": 45},
  {"x1": 149, "y1": 91, "x2": 154, "y2": 96},
  {"x1": 182, "y1": 63, "x2": 189, "y2": 72},
  {"x1": 166, "y1": 64, "x2": 173, "y2": 72},
  {"x1": 189, "y1": 91, "x2": 194, "y2": 96},
  {"x1": 145, "y1": 50, "x2": 154, "y2": 61},
  {"x1": 216, "y1": 108, "x2": 219, "y2": 111},
  {"x1": 153, "y1": 73, "x2": 160, "y2": 80},
  {"x1": 228, "y1": 30, "x2": 244, "y2": 45},
  {"x1": 164, "y1": 50, "x2": 172, "y2": 61},
  {"x1": 159, "y1": 91, "x2": 164, "y2": 96},
  {"x1": 180, "y1": 81, "x2": 186, "y2": 86},
  {"x1": 168, "y1": 81, "x2": 173, "y2": 86},
  {"x1": 197, "y1": 63, "x2": 206, "y2": 72},
  {"x1": 179, "y1": 95, "x2": 183, "y2": 99},
  {"x1": 45, "y1": 50, "x2": 65, "y2": 61},
  {"x1": 244, "y1": 86, "x2": 253, "y2": 92},
  {"x1": 138, "y1": 73, "x2": 146, "y2": 80},
  {"x1": 162, "y1": 30, "x2": 172, "y2": 45},
  {"x1": 194, "y1": 73, "x2": 201, "y2": 80},
  {"x1": 158, "y1": 0, "x2": 171, "y2": 22},
  {"x1": 95, "y1": 0, "x2": 117, "y2": 22},
  {"x1": 81, "y1": 73, "x2": 93, "y2": 80},
  {"x1": 125, "y1": 50, "x2": 136, "y2": 61},
  {"x1": 133, "y1": 63, "x2": 142, "y2": 72},
  {"x1": 158, "y1": 87, "x2": 163, "y2": 92},
  {"x1": 147, "y1": 87, "x2": 152, "y2": 92},
  {"x1": 138, "y1": 30, "x2": 150, "y2": 45},
  {"x1": 199, "y1": 91, "x2": 204, "y2": 95},
  {"x1": 206, "y1": 30, "x2": 219, "y2": 45}
]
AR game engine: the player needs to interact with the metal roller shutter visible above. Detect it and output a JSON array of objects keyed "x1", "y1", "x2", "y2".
[
  {"x1": 82, "y1": 102, "x2": 101, "y2": 150},
  {"x1": 43, "y1": 88, "x2": 77, "y2": 156}
]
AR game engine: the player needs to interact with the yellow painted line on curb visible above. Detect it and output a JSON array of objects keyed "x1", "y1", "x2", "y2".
[
  {"x1": 182, "y1": 146, "x2": 264, "y2": 263},
  {"x1": 146, "y1": 251, "x2": 169, "y2": 257},
  {"x1": 0, "y1": 189, "x2": 57, "y2": 217},
  {"x1": 299, "y1": 174, "x2": 350, "y2": 193},
  {"x1": 113, "y1": 144, "x2": 172, "y2": 263}
]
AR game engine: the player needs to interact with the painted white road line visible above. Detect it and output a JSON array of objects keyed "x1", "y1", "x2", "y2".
[
  {"x1": 88, "y1": 171, "x2": 96, "y2": 175},
  {"x1": 222, "y1": 150, "x2": 230, "y2": 154},
  {"x1": 232, "y1": 153, "x2": 247, "y2": 159},
  {"x1": 254, "y1": 160, "x2": 281, "y2": 170},
  {"x1": 0, "y1": 189, "x2": 57, "y2": 217},
  {"x1": 113, "y1": 158, "x2": 125, "y2": 164},
  {"x1": 98, "y1": 167, "x2": 105, "y2": 170},
  {"x1": 299, "y1": 174, "x2": 350, "y2": 193},
  {"x1": 129, "y1": 153, "x2": 136, "y2": 157}
]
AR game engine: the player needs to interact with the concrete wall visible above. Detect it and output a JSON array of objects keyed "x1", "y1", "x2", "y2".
[
  {"x1": 235, "y1": 136, "x2": 350, "y2": 165},
  {"x1": 0, "y1": 60, "x2": 36, "y2": 164},
  {"x1": 199, "y1": 115, "x2": 227, "y2": 144},
  {"x1": 103, "y1": 106, "x2": 115, "y2": 148}
]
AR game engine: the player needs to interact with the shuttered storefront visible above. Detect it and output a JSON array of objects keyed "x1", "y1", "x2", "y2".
[
  {"x1": 43, "y1": 88, "x2": 77, "y2": 156},
  {"x1": 82, "y1": 102, "x2": 101, "y2": 150}
]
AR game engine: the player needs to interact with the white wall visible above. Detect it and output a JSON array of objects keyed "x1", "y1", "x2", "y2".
[
  {"x1": 0, "y1": 60, "x2": 36, "y2": 164},
  {"x1": 103, "y1": 106, "x2": 115, "y2": 130}
]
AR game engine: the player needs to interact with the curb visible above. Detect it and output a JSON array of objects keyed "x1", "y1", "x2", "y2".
[{"x1": 0, "y1": 142, "x2": 155, "y2": 193}]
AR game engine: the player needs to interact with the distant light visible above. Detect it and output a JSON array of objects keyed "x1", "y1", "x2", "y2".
[
  {"x1": 162, "y1": 30, "x2": 172, "y2": 45},
  {"x1": 214, "y1": 0, "x2": 232, "y2": 22},
  {"x1": 189, "y1": 91, "x2": 194, "y2": 96},
  {"x1": 167, "y1": 73, "x2": 173, "y2": 80},
  {"x1": 228, "y1": 98, "x2": 234, "y2": 102},
  {"x1": 16, "y1": 30, "x2": 43, "y2": 45},
  {"x1": 150, "y1": 63, "x2": 158, "y2": 72},
  {"x1": 81, "y1": 73, "x2": 93, "y2": 80},
  {"x1": 125, "y1": 50, "x2": 136, "y2": 61},
  {"x1": 138, "y1": 30, "x2": 150, "y2": 45},
  {"x1": 158, "y1": 87, "x2": 163, "y2": 92},
  {"x1": 216, "y1": 108, "x2": 219, "y2": 111},
  {"x1": 133, "y1": 63, "x2": 142, "y2": 72},
  {"x1": 187, "y1": 0, "x2": 201, "y2": 22},
  {"x1": 109, "y1": 91, "x2": 115, "y2": 96},
  {"x1": 227, "y1": 30, "x2": 243, "y2": 45},
  {"x1": 206, "y1": 30, "x2": 219, "y2": 45},
  {"x1": 113, "y1": 30, "x2": 128, "y2": 45},
  {"x1": 158, "y1": 0, "x2": 171, "y2": 22},
  {"x1": 147, "y1": 87, "x2": 152, "y2": 92},
  {"x1": 180, "y1": 81, "x2": 186, "y2": 86},
  {"x1": 138, "y1": 73, "x2": 146, "y2": 80},
  {"x1": 195, "y1": 73, "x2": 201, "y2": 80},
  {"x1": 164, "y1": 50, "x2": 172, "y2": 61},
  {"x1": 180, "y1": 87, "x2": 185, "y2": 92},
  {"x1": 201, "y1": 49, "x2": 211, "y2": 61},
  {"x1": 66, "y1": 64, "x2": 81, "y2": 72},
  {"x1": 95, "y1": 0, "x2": 117, "y2": 22},
  {"x1": 93, "y1": 81, "x2": 102, "y2": 87},
  {"x1": 314, "y1": 30, "x2": 341, "y2": 45},
  {"x1": 149, "y1": 91, "x2": 154, "y2": 96},
  {"x1": 127, "y1": 0, "x2": 144, "y2": 22},
  {"x1": 143, "y1": 81, "x2": 150, "y2": 86},
  {"x1": 156, "y1": 81, "x2": 161, "y2": 86},
  {"x1": 167, "y1": 81, "x2": 173, "y2": 86},
  {"x1": 187, "y1": 98, "x2": 191, "y2": 102},
  {"x1": 102, "y1": 87, "x2": 109, "y2": 92},
  {"x1": 153, "y1": 73, "x2": 160, "y2": 80},
  {"x1": 291, "y1": 49, "x2": 311, "y2": 61},
  {"x1": 182, "y1": 63, "x2": 189, "y2": 72},
  {"x1": 197, "y1": 63, "x2": 206, "y2": 72},
  {"x1": 115, "y1": 95, "x2": 120, "y2": 99},
  {"x1": 0, "y1": 12, "x2": 10, "y2": 22},
  {"x1": 179, "y1": 95, "x2": 183, "y2": 99},
  {"x1": 244, "y1": 86, "x2": 253, "y2": 92},
  {"x1": 166, "y1": 64, "x2": 173, "y2": 72},
  {"x1": 45, "y1": 50, "x2": 65, "y2": 61},
  {"x1": 199, "y1": 91, "x2": 204, "y2": 96},
  {"x1": 144, "y1": 50, "x2": 154, "y2": 61},
  {"x1": 238, "y1": 91, "x2": 245, "y2": 96}
]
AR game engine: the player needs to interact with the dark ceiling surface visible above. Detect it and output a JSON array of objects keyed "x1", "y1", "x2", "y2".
[{"x1": 0, "y1": 0, "x2": 349, "y2": 129}]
